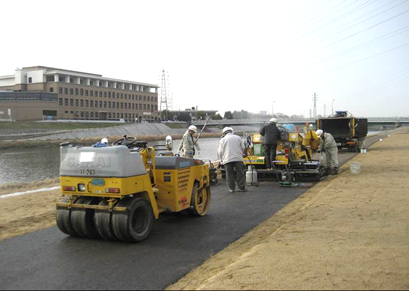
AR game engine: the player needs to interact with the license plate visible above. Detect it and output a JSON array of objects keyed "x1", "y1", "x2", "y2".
[{"x1": 92, "y1": 178, "x2": 105, "y2": 186}]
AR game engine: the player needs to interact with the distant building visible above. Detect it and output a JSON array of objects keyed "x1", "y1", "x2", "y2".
[{"x1": 0, "y1": 66, "x2": 159, "y2": 122}]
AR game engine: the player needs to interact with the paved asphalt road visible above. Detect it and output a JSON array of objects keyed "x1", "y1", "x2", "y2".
[{"x1": 0, "y1": 133, "x2": 389, "y2": 290}]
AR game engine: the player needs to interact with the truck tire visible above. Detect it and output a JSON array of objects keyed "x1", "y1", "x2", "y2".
[{"x1": 112, "y1": 197, "x2": 154, "y2": 243}]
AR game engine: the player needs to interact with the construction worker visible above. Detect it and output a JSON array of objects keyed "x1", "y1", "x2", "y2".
[
  {"x1": 178, "y1": 125, "x2": 200, "y2": 158},
  {"x1": 217, "y1": 127, "x2": 248, "y2": 193},
  {"x1": 302, "y1": 124, "x2": 319, "y2": 160},
  {"x1": 260, "y1": 118, "x2": 281, "y2": 170},
  {"x1": 316, "y1": 129, "x2": 339, "y2": 175}
]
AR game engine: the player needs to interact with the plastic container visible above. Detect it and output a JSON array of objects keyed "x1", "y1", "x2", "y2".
[
  {"x1": 349, "y1": 162, "x2": 361, "y2": 175},
  {"x1": 246, "y1": 166, "x2": 258, "y2": 185}
]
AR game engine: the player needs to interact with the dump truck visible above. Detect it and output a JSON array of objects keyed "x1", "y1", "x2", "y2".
[
  {"x1": 316, "y1": 111, "x2": 368, "y2": 152},
  {"x1": 56, "y1": 136, "x2": 211, "y2": 243}
]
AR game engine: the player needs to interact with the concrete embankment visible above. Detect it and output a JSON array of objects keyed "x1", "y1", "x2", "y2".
[{"x1": 168, "y1": 127, "x2": 409, "y2": 290}]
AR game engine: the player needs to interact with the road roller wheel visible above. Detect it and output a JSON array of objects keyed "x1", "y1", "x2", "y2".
[
  {"x1": 56, "y1": 197, "x2": 77, "y2": 237},
  {"x1": 94, "y1": 200, "x2": 117, "y2": 241},
  {"x1": 189, "y1": 183, "x2": 211, "y2": 217},
  {"x1": 70, "y1": 197, "x2": 100, "y2": 239},
  {"x1": 112, "y1": 198, "x2": 154, "y2": 243}
]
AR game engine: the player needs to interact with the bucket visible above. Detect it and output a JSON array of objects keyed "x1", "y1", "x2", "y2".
[{"x1": 349, "y1": 162, "x2": 361, "y2": 175}]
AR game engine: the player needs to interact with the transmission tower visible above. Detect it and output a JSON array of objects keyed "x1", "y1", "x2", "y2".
[{"x1": 159, "y1": 69, "x2": 172, "y2": 112}]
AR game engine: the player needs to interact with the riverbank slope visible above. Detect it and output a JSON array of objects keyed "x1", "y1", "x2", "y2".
[{"x1": 168, "y1": 127, "x2": 409, "y2": 290}]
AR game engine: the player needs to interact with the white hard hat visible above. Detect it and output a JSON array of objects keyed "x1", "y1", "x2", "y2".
[
  {"x1": 222, "y1": 127, "x2": 234, "y2": 134},
  {"x1": 101, "y1": 138, "x2": 108, "y2": 144},
  {"x1": 309, "y1": 124, "x2": 314, "y2": 129},
  {"x1": 316, "y1": 129, "x2": 323, "y2": 137},
  {"x1": 188, "y1": 125, "x2": 197, "y2": 132},
  {"x1": 270, "y1": 118, "x2": 277, "y2": 124}
]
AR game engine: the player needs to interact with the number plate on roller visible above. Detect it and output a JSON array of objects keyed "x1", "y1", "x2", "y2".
[{"x1": 92, "y1": 178, "x2": 105, "y2": 186}]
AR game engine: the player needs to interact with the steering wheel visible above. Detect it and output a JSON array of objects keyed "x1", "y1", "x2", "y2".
[{"x1": 112, "y1": 136, "x2": 138, "y2": 148}]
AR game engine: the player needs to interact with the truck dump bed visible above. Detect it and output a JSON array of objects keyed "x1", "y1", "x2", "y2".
[{"x1": 318, "y1": 117, "x2": 368, "y2": 138}]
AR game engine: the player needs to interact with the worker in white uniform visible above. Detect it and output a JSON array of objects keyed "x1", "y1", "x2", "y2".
[
  {"x1": 178, "y1": 125, "x2": 200, "y2": 158},
  {"x1": 217, "y1": 127, "x2": 248, "y2": 193},
  {"x1": 316, "y1": 129, "x2": 339, "y2": 175}
]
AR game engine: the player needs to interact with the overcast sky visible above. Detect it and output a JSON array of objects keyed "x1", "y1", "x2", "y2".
[{"x1": 1, "y1": 0, "x2": 408, "y2": 117}]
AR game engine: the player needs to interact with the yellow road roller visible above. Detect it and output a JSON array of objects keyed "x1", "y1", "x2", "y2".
[{"x1": 56, "y1": 137, "x2": 211, "y2": 243}]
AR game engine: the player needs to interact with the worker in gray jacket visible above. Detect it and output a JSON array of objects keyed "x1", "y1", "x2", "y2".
[
  {"x1": 178, "y1": 125, "x2": 201, "y2": 158},
  {"x1": 316, "y1": 129, "x2": 339, "y2": 175},
  {"x1": 217, "y1": 127, "x2": 248, "y2": 193}
]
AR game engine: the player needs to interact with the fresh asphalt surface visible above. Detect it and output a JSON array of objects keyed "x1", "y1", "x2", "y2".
[{"x1": 0, "y1": 133, "x2": 389, "y2": 290}]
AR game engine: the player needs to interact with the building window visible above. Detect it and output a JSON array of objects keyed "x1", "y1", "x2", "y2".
[
  {"x1": 139, "y1": 104, "x2": 142, "y2": 110},
  {"x1": 70, "y1": 99, "x2": 74, "y2": 106},
  {"x1": 99, "y1": 101, "x2": 102, "y2": 107},
  {"x1": 64, "y1": 98, "x2": 68, "y2": 106},
  {"x1": 59, "y1": 98, "x2": 63, "y2": 106},
  {"x1": 85, "y1": 90, "x2": 89, "y2": 96},
  {"x1": 95, "y1": 100, "x2": 98, "y2": 107},
  {"x1": 64, "y1": 88, "x2": 68, "y2": 95},
  {"x1": 113, "y1": 102, "x2": 116, "y2": 109},
  {"x1": 85, "y1": 100, "x2": 89, "y2": 107},
  {"x1": 108, "y1": 102, "x2": 111, "y2": 108},
  {"x1": 80, "y1": 89, "x2": 84, "y2": 96},
  {"x1": 80, "y1": 100, "x2": 84, "y2": 107},
  {"x1": 104, "y1": 92, "x2": 107, "y2": 98},
  {"x1": 125, "y1": 103, "x2": 127, "y2": 109},
  {"x1": 104, "y1": 101, "x2": 107, "y2": 108},
  {"x1": 90, "y1": 90, "x2": 93, "y2": 97},
  {"x1": 95, "y1": 112, "x2": 99, "y2": 118},
  {"x1": 90, "y1": 100, "x2": 93, "y2": 107},
  {"x1": 75, "y1": 88, "x2": 79, "y2": 95},
  {"x1": 70, "y1": 88, "x2": 74, "y2": 95},
  {"x1": 59, "y1": 88, "x2": 63, "y2": 94},
  {"x1": 91, "y1": 112, "x2": 94, "y2": 118},
  {"x1": 75, "y1": 99, "x2": 79, "y2": 106},
  {"x1": 28, "y1": 77, "x2": 32, "y2": 83},
  {"x1": 90, "y1": 80, "x2": 94, "y2": 86},
  {"x1": 113, "y1": 92, "x2": 115, "y2": 98},
  {"x1": 108, "y1": 92, "x2": 111, "y2": 98},
  {"x1": 99, "y1": 91, "x2": 102, "y2": 97},
  {"x1": 50, "y1": 88, "x2": 54, "y2": 93}
]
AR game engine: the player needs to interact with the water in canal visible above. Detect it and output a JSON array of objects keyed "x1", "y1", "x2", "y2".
[{"x1": 0, "y1": 138, "x2": 221, "y2": 185}]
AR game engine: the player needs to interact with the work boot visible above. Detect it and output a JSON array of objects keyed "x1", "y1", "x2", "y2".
[
  {"x1": 326, "y1": 168, "x2": 331, "y2": 176},
  {"x1": 331, "y1": 168, "x2": 338, "y2": 175}
]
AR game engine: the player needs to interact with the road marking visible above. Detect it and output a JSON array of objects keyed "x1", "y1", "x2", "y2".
[{"x1": 0, "y1": 186, "x2": 60, "y2": 199}]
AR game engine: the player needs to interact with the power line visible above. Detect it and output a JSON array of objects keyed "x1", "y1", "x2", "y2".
[
  {"x1": 302, "y1": 25, "x2": 409, "y2": 68},
  {"x1": 312, "y1": 42, "x2": 409, "y2": 76},
  {"x1": 289, "y1": 0, "x2": 361, "y2": 37},
  {"x1": 287, "y1": 0, "x2": 377, "y2": 43},
  {"x1": 296, "y1": 9, "x2": 409, "y2": 59},
  {"x1": 293, "y1": 0, "x2": 408, "y2": 53}
]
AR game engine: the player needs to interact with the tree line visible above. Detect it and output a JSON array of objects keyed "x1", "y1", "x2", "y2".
[{"x1": 161, "y1": 110, "x2": 306, "y2": 122}]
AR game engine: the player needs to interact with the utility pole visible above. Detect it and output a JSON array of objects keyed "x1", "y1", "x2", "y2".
[
  {"x1": 312, "y1": 92, "x2": 318, "y2": 119},
  {"x1": 332, "y1": 99, "x2": 335, "y2": 116},
  {"x1": 272, "y1": 101, "x2": 275, "y2": 116}
]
